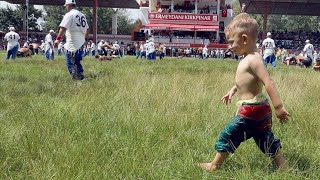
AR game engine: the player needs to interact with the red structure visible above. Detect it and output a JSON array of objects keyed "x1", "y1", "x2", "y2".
[{"x1": 139, "y1": 0, "x2": 234, "y2": 49}]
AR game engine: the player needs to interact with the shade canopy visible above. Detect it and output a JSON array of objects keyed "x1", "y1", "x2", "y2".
[
  {"x1": 4, "y1": 0, "x2": 140, "y2": 8},
  {"x1": 239, "y1": 0, "x2": 320, "y2": 16}
]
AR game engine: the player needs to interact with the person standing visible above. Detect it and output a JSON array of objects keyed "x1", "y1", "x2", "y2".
[
  {"x1": 303, "y1": 39, "x2": 314, "y2": 61},
  {"x1": 313, "y1": 50, "x2": 318, "y2": 64},
  {"x1": 148, "y1": 39, "x2": 156, "y2": 60},
  {"x1": 262, "y1": 32, "x2": 276, "y2": 68},
  {"x1": 90, "y1": 40, "x2": 96, "y2": 56},
  {"x1": 45, "y1": 29, "x2": 55, "y2": 60},
  {"x1": 40, "y1": 40, "x2": 45, "y2": 54},
  {"x1": 57, "y1": 42, "x2": 64, "y2": 56},
  {"x1": 4, "y1": 27, "x2": 20, "y2": 60},
  {"x1": 202, "y1": 45, "x2": 208, "y2": 59},
  {"x1": 54, "y1": 0, "x2": 89, "y2": 80},
  {"x1": 23, "y1": 41, "x2": 29, "y2": 48}
]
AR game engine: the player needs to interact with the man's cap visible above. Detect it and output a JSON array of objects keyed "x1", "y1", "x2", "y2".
[
  {"x1": 49, "y1": 29, "x2": 55, "y2": 33},
  {"x1": 267, "y1": 32, "x2": 271, "y2": 36},
  {"x1": 8, "y1": 27, "x2": 15, "y2": 31},
  {"x1": 65, "y1": 0, "x2": 76, "y2": 6},
  {"x1": 305, "y1": 39, "x2": 310, "y2": 43},
  {"x1": 146, "y1": 40, "x2": 149, "y2": 43}
]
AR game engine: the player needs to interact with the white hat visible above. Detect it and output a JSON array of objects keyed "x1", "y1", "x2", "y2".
[
  {"x1": 9, "y1": 27, "x2": 15, "y2": 31},
  {"x1": 49, "y1": 29, "x2": 55, "y2": 33},
  {"x1": 146, "y1": 40, "x2": 149, "y2": 43},
  {"x1": 305, "y1": 39, "x2": 310, "y2": 43},
  {"x1": 267, "y1": 32, "x2": 271, "y2": 36},
  {"x1": 65, "y1": 0, "x2": 76, "y2": 5}
]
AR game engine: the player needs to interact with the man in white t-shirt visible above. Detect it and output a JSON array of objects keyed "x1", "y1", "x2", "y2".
[
  {"x1": 4, "y1": 27, "x2": 20, "y2": 60},
  {"x1": 58, "y1": 42, "x2": 64, "y2": 56},
  {"x1": 148, "y1": 39, "x2": 156, "y2": 60},
  {"x1": 90, "y1": 41, "x2": 96, "y2": 56},
  {"x1": 112, "y1": 41, "x2": 120, "y2": 57},
  {"x1": 23, "y1": 41, "x2": 29, "y2": 48},
  {"x1": 54, "y1": 0, "x2": 89, "y2": 80},
  {"x1": 301, "y1": 39, "x2": 314, "y2": 67},
  {"x1": 262, "y1": 32, "x2": 276, "y2": 68},
  {"x1": 144, "y1": 40, "x2": 150, "y2": 59},
  {"x1": 45, "y1": 29, "x2": 55, "y2": 60},
  {"x1": 140, "y1": 41, "x2": 146, "y2": 59},
  {"x1": 202, "y1": 45, "x2": 208, "y2": 59},
  {"x1": 40, "y1": 40, "x2": 45, "y2": 54},
  {"x1": 303, "y1": 40, "x2": 314, "y2": 59},
  {"x1": 313, "y1": 50, "x2": 318, "y2": 64}
]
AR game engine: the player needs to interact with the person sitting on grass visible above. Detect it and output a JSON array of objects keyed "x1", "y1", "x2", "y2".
[
  {"x1": 17, "y1": 47, "x2": 32, "y2": 58},
  {"x1": 198, "y1": 13, "x2": 290, "y2": 172},
  {"x1": 284, "y1": 55, "x2": 298, "y2": 66},
  {"x1": 95, "y1": 55, "x2": 114, "y2": 61},
  {"x1": 295, "y1": 55, "x2": 312, "y2": 68}
]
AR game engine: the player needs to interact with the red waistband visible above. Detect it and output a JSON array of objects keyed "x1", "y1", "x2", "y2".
[{"x1": 238, "y1": 103, "x2": 272, "y2": 121}]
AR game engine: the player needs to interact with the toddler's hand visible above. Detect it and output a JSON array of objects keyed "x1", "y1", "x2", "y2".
[{"x1": 275, "y1": 107, "x2": 290, "y2": 124}]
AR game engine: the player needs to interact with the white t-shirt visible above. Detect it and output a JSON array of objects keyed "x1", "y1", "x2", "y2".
[
  {"x1": 262, "y1": 38, "x2": 276, "y2": 58},
  {"x1": 98, "y1": 42, "x2": 104, "y2": 51},
  {"x1": 202, "y1": 47, "x2": 208, "y2": 54},
  {"x1": 45, "y1": 33, "x2": 53, "y2": 51},
  {"x1": 58, "y1": 43, "x2": 63, "y2": 50},
  {"x1": 148, "y1": 42, "x2": 155, "y2": 53},
  {"x1": 144, "y1": 43, "x2": 149, "y2": 53},
  {"x1": 4, "y1": 31, "x2": 20, "y2": 51},
  {"x1": 40, "y1": 42, "x2": 45, "y2": 50},
  {"x1": 59, "y1": 9, "x2": 89, "y2": 52},
  {"x1": 140, "y1": 44, "x2": 145, "y2": 52},
  {"x1": 303, "y1": 43, "x2": 314, "y2": 59},
  {"x1": 113, "y1": 43, "x2": 120, "y2": 50},
  {"x1": 23, "y1": 42, "x2": 29, "y2": 48},
  {"x1": 313, "y1": 52, "x2": 318, "y2": 62},
  {"x1": 91, "y1": 43, "x2": 95, "y2": 51}
]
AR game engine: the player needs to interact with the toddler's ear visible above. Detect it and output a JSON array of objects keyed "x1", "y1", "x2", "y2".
[{"x1": 242, "y1": 34, "x2": 248, "y2": 45}]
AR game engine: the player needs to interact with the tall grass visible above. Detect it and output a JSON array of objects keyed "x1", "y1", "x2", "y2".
[{"x1": 0, "y1": 52, "x2": 319, "y2": 179}]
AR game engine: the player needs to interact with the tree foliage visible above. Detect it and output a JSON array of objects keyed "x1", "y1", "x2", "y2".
[
  {"x1": 0, "y1": 5, "x2": 42, "y2": 32},
  {"x1": 43, "y1": 6, "x2": 66, "y2": 32},
  {"x1": 43, "y1": 7, "x2": 136, "y2": 35}
]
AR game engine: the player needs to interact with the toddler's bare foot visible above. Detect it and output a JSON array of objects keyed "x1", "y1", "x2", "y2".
[{"x1": 198, "y1": 163, "x2": 219, "y2": 172}]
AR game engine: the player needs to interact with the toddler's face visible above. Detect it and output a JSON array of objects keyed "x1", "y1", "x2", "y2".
[{"x1": 226, "y1": 30, "x2": 246, "y2": 56}]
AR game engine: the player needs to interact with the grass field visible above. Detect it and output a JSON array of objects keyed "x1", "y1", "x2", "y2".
[{"x1": 0, "y1": 52, "x2": 319, "y2": 179}]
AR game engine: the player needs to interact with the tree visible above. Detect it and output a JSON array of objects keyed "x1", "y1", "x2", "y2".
[
  {"x1": 43, "y1": 6, "x2": 66, "y2": 32},
  {"x1": 80, "y1": 7, "x2": 113, "y2": 34},
  {"x1": 81, "y1": 8, "x2": 137, "y2": 35},
  {"x1": 117, "y1": 10, "x2": 137, "y2": 35},
  {"x1": 0, "y1": 6, "x2": 20, "y2": 31},
  {"x1": 0, "y1": 5, "x2": 42, "y2": 32},
  {"x1": 43, "y1": 6, "x2": 137, "y2": 35}
]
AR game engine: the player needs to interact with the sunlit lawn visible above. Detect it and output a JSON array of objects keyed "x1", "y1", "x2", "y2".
[{"x1": 0, "y1": 51, "x2": 319, "y2": 179}]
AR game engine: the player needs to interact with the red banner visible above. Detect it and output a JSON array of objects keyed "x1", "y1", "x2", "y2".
[
  {"x1": 163, "y1": 43, "x2": 228, "y2": 49},
  {"x1": 148, "y1": 13, "x2": 218, "y2": 25}
]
